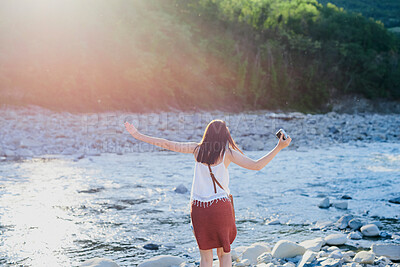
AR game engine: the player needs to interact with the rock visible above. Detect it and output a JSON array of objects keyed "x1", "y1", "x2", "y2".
[
  {"x1": 320, "y1": 258, "x2": 342, "y2": 267},
  {"x1": 371, "y1": 243, "x2": 400, "y2": 260},
  {"x1": 283, "y1": 262, "x2": 296, "y2": 267},
  {"x1": 319, "y1": 198, "x2": 330, "y2": 209},
  {"x1": 343, "y1": 251, "x2": 355, "y2": 257},
  {"x1": 326, "y1": 246, "x2": 339, "y2": 252},
  {"x1": 256, "y1": 263, "x2": 274, "y2": 267},
  {"x1": 81, "y1": 258, "x2": 119, "y2": 267},
  {"x1": 231, "y1": 249, "x2": 240, "y2": 261},
  {"x1": 336, "y1": 215, "x2": 353, "y2": 229},
  {"x1": 347, "y1": 231, "x2": 362, "y2": 240},
  {"x1": 328, "y1": 126, "x2": 339, "y2": 134},
  {"x1": 325, "y1": 233, "x2": 347, "y2": 246},
  {"x1": 271, "y1": 240, "x2": 306, "y2": 259},
  {"x1": 389, "y1": 197, "x2": 400, "y2": 204},
  {"x1": 348, "y1": 219, "x2": 363, "y2": 230},
  {"x1": 242, "y1": 243, "x2": 270, "y2": 264},
  {"x1": 312, "y1": 221, "x2": 333, "y2": 230},
  {"x1": 143, "y1": 243, "x2": 159, "y2": 250},
  {"x1": 232, "y1": 246, "x2": 247, "y2": 261},
  {"x1": 298, "y1": 250, "x2": 317, "y2": 267},
  {"x1": 353, "y1": 251, "x2": 375, "y2": 264},
  {"x1": 374, "y1": 256, "x2": 392, "y2": 266},
  {"x1": 370, "y1": 221, "x2": 383, "y2": 228},
  {"x1": 360, "y1": 224, "x2": 380, "y2": 237},
  {"x1": 174, "y1": 184, "x2": 188, "y2": 194},
  {"x1": 299, "y1": 238, "x2": 325, "y2": 252},
  {"x1": 333, "y1": 201, "x2": 348, "y2": 210},
  {"x1": 341, "y1": 195, "x2": 352, "y2": 199},
  {"x1": 137, "y1": 255, "x2": 184, "y2": 267},
  {"x1": 238, "y1": 258, "x2": 251, "y2": 266},
  {"x1": 380, "y1": 231, "x2": 391, "y2": 238},
  {"x1": 266, "y1": 219, "x2": 281, "y2": 225},
  {"x1": 317, "y1": 251, "x2": 329, "y2": 258},
  {"x1": 257, "y1": 252, "x2": 273, "y2": 264},
  {"x1": 329, "y1": 250, "x2": 343, "y2": 259}
]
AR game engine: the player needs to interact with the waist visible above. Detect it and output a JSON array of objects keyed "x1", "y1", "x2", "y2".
[{"x1": 191, "y1": 192, "x2": 229, "y2": 203}]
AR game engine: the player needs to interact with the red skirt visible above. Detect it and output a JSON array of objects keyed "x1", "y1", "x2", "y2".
[{"x1": 190, "y1": 198, "x2": 237, "y2": 253}]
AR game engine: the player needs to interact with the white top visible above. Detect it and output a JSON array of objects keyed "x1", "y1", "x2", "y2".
[{"x1": 190, "y1": 145, "x2": 230, "y2": 206}]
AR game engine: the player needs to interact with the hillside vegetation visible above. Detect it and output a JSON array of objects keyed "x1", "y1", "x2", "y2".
[{"x1": 0, "y1": 0, "x2": 399, "y2": 113}]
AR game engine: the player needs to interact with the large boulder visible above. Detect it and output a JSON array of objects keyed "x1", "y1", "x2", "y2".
[
  {"x1": 271, "y1": 240, "x2": 306, "y2": 259},
  {"x1": 325, "y1": 233, "x2": 347, "y2": 246},
  {"x1": 299, "y1": 238, "x2": 325, "y2": 252},
  {"x1": 241, "y1": 242, "x2": 270, "y2": 264},
  {"x1": 137, "y1": 255, "x2": 184, "y2": 267},
  {"x1": 353, "y1": 251, "x2": 375, "y2": 264},
  {"x1": 371, "y1": 243, "x2": 400, "y2": 260},
  {"x1": 81, "y1": 258, "x2": 119, "y2": 267},
  {"x1": 360, "y1": 224, "x2": 380, "y2": 237}
]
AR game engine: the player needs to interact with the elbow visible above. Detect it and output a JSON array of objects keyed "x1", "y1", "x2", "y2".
[{"x1": 254, "y1": 164, "x2": 263, "y2": 171}]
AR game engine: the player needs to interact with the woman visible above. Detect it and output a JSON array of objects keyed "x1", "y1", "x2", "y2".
[{"x1": 124, "y1": 119, "x2": 291, "y2": 267}]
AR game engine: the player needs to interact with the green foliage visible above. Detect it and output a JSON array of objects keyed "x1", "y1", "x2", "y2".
[
  {"x1": 173, "y1": 0, "x2": 400, "y2": 111},
  {"x1": 319, "y1": 0, "x2": 400, "y2": 28}
]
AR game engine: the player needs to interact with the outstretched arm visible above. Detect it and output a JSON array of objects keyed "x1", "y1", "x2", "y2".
[
  {"x1": 124, "y1": 122, "x2": 198, "y2": 154},
  {"x1": 227, "y1": 134, "x2": 292, "y2": 170}
]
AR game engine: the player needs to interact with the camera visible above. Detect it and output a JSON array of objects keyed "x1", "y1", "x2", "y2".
[{"x1": 276, "y1": 129, "x2": 288, "y2": 140}]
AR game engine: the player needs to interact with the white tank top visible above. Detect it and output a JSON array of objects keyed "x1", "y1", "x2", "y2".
[{"x1": 190, "y1": 145, "x2": 230, "y2": 207}]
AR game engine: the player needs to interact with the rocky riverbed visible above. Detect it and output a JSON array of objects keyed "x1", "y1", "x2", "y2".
[
  {"x1": 1, "y1": 104, "x2": 399, "y2": 160},
  {"x1": 1, "y1": 104, "x2": 399, "y2": 267}
]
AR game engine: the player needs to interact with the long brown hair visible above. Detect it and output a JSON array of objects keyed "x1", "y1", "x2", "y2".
[{"x1": 194, "y1": 119, "x2": 243, "y2": 164}]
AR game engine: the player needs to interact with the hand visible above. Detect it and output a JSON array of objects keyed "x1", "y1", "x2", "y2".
[
  {"x1": 277, "y1": 134, "x2": 291, "y2": 150},
  {"x1": 124, "y1": 122, "x2": 140, "y2": 138}
]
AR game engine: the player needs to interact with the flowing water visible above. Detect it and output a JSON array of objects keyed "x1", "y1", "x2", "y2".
[{"x1": 0, "y1": 142, "x2": 400, "y2": 266}]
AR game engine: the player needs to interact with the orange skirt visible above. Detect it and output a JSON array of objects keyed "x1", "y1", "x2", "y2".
[{"x1": 190, "y1": 198, "x2": 237, "y2": 253}]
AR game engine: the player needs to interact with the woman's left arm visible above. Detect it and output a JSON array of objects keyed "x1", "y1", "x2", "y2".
[{"x1": 124, "y1": 122, "x2": 197, "y2": 154}]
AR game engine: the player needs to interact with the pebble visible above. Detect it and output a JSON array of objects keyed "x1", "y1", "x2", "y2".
[
  {"x1": 137, "y1": 255, "x2": 184, "y2": 267},
  {"x1": 320, "y1": 258, "x2": 342, "y2": 267},
  {"x1": 329, "y1": 250, "x2": 343, "y2": 259},
  {"x1": 333, "y1": 201, "x2": 348, "y2": 210},
  {"x1": 299, "y1": 237, "x2": 325, "y2": 252},
  {"x1": 298, "y1": 250, "x2": 317, "y2": 267},
  {"x1": 143, "y1": 243, "x2": 159, "y2": 250},
  {"x1": 353, "y1": 251, "x2": 375, "y2": 264},
  {"x1": 271, "y1": 240, "x2": 306, "y2": 259},
  {"x1": 174, "y1": 184, "x2": 188, "y2": 194},
  {"x1": 266, "y1": 219, "x2": 281, "y2": 225},
  {"x1": 360, "y1": 224, "x2": 380, "y2": 237},
  {"x1": 336, "y1": 215, "x2": 353, "y2": 229},
  {"x1": 347, "y1": 231, "x2": 363, "y2": 240},
  {"x1": 389, "y1": 197, "x2": 400, "y2": 204},
  {"x1": 318, "y1": 198, "x2": 330, "y2": 209},
  {"x1": 325, "y1": 233, "x2": 347, "y2": 246},
  {"x1": 348, "y1": 219, "x2": 363, "y2": 230},
  {"x1": 81, "y1": 258, "x2": 119, "y2": 267},
  {"x1": 241, "y1": 242, "x2": 270, "y2": 264}
]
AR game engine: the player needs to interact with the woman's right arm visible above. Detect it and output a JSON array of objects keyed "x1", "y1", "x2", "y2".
[{"x1": 228, "y1": 134, "x2": 291, "y2": 171}]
